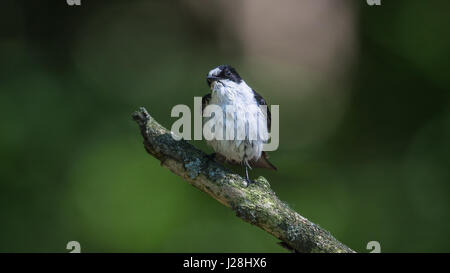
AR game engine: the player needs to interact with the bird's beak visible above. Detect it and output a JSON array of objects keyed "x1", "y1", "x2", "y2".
[{"x1": 207, "y1": 76, "x2": 220, "y2": 87}]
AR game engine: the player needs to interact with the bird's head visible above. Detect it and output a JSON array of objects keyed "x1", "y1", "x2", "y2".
[{"x1": 206, "y1": 65, "x2": 242, "y2": 90}]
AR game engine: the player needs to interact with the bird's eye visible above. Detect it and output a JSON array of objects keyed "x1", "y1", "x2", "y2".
[{"x1": 219, "y1": 70, "x2": 228, "y2": 77}]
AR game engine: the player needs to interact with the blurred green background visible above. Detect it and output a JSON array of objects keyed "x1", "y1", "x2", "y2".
[{"x1": 1, "y1": 0, "x2": 449, "y2": 252}]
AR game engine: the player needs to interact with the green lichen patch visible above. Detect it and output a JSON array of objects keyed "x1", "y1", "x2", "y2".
[{"x1": 254, "y1": 176, "x2": 272, "y2": 191}]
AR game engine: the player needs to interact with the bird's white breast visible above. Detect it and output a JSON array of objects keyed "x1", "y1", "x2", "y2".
[{"x1": 204, "y1": 80, "x2": 268, "y2": 165}]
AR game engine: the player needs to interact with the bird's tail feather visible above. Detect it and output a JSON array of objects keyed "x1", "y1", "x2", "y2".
[{"x1": 250, "y1": 152, "x2": 277, "y2": 170}]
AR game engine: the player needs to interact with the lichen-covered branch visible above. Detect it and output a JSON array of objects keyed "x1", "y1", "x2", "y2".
[{"x1": 132, "y1": 107, "x2": 355, "y2": 253}]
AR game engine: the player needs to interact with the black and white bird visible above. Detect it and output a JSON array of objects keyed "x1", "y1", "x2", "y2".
[{"x1": 202, "y1": 64, "x2": 277, "y2": 185}]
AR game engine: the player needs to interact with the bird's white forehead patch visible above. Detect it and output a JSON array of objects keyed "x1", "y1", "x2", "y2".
[{"x1": 208, "y1": 67, "x2": 222, "y2": 77}]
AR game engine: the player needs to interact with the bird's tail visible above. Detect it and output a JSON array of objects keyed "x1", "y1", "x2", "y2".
[{"x1": 251, "y1": 152, "x2": 277, "y2": 170}]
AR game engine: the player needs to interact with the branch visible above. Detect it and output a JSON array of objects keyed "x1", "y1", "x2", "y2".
[{"x1": 132, "y1": 107, "x2": 355, "y2": 253}]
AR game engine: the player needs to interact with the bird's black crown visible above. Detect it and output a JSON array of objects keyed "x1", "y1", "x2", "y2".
[
  {"x1": 217, "y1": 65, "x2": 242, "y2": 83},
  {"x1": 207, "y1": 64, "x2": 242, "y2": 86}
]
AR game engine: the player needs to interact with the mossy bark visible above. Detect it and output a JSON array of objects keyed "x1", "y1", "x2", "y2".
[{"x1": 132, "y1": 107, "x2": 355, "y2": 253}]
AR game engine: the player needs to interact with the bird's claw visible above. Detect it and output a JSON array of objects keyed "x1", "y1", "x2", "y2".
[{"x1": 245, "y1": 178, "x2": 255, "y2": 187}]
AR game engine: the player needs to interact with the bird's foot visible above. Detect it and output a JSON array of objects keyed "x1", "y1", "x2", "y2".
[{"x1": 245, "y1": 177, "x2": 255, "y2": 187}]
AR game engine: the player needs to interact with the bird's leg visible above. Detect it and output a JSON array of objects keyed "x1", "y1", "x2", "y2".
[{"x1": 244, "y1": 161, "x2": 254, "y2": 186}]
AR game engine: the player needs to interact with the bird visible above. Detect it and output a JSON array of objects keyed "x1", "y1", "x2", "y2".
[{"x1": 201, "y1": 64, "x2": 277, "y2": 185}]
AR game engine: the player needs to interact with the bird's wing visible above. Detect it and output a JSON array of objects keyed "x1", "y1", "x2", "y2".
[
  {"x1": 201, "y1": 93, "x2": 211, "y2": 115},
  {"x1": 252, "y1": 89, "x2": 271, "y2": 131},
  {"x1": 251, "y1": 90, "x2": 277, "y2": 170}
]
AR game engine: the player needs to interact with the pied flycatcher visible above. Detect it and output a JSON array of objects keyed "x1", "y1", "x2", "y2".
[{"x1": 202, "y1": 64, "x2": 277, "y2": 185}]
